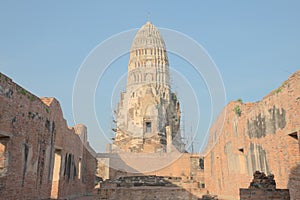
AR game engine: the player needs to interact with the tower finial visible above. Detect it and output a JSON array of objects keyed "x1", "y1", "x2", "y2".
[{"x1": 147, "y1": 11, "x2": 151, "y2": 22}]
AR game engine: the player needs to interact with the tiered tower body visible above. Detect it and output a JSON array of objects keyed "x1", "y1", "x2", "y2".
[{"x1": 113, "y1": 22, "x2": 184, "y2": 153}]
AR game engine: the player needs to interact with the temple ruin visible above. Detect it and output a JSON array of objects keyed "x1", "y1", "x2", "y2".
[
  {"x1": 0, "y1": 21, "x2": 299, "y2": 200},
  {"x1": 0, "y1": 73, "x2": 96, "y2": 199},
  {"x1": 111, "y1": 21, "x2": 184, "y2": 153}
]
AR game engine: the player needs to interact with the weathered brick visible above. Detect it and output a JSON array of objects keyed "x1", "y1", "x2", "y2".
[
  {"x1": 204, "y1": 70, "x2": 300, "y2": 199},
  {"x1": 0, "y1": 73, "x2": 97, "y2": 199}
]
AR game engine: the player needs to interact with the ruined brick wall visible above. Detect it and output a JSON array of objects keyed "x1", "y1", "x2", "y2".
[
  {"x1": 204, "y1": 70, "x2": 300, "y2": 200},
  {"x1": 239, "y1": 171, "x2": 290, "y2": 200},
  {"x1": 98, "y1": 187, "x2": 200, "y2": 200},
  {"x1": 97, "y1": 153, "x2": 206, "y2": 197},
  {"x1": 97, "y1": 153, "x2": 204, "y2": 182},
  {"x1": 0, "y1": 73, "x2": 96, "y2": 199},
  {"x1": 145, "y1": 154, "x2": 205, "y2": 185},
  {"x1": 83, "y1": 147, "x2": 97, "y2": 192},
  {"x1": 240, "y1": 188, "x2": 290, "y2": 200}
]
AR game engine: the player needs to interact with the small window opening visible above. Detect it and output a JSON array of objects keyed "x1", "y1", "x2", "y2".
[
  {"x1": 0, "y1": 137, "x2": 9, "y2": 177},
  {"x1": 199, "y1": 157, "x2": 204, "y2": 170},
  {"x1": 238, "y1": 148, "x2": 244, "y2": 153},
  {"x1": 288, "y1": 132, "x2": 298, "y2": 140},
  {"x1": 78, "y1": 158, "x2": 82, "y2": 180},
  {"x1": 22, "y1": 143, "x2": 29, "y2": 186},
  {"x1": 145, "y1": 122, "x2": 151, "y2": 133}
]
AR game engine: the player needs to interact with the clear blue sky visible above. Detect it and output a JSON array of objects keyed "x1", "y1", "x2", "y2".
[{"x1": 1, "y1": 1, "x2": 299, "y2": 152}]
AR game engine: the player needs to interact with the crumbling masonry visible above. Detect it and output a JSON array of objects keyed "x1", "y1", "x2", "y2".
[
  {"x1": 0, "y1": 73, "x2": 96, "y2": 199},
  {"x1": 204, "y1": 71, "x2": 300, "y2": 199},
  {"x1": 97, "y1": 22, "x2": 300, "y2": 200},
  {"x1": 1, "y1": 21, "x2": 300, "y2": 200}
]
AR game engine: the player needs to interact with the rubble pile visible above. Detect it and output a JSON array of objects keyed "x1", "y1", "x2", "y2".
[
  {"x1": 249, "y1": 171, "x2": 276, "y2": 189},
  {"x1": 104, "y1": 175, "x2": 182, "y2": 187},
  {"x1": 200, "y1": 194, "x2": 218, "y2": 200}
]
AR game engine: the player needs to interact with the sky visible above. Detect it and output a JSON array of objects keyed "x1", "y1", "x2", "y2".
[{"x1": 0, "y1": 1, "x2": 299, "y2": 153}]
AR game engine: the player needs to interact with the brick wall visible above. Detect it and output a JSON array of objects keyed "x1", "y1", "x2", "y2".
[
  {"x1": 97, "y1": 187, "x2": 200, "y2": 200},
  {"x1": 97, "y1": 153, "x2": 206, "y2": 197},
  {"x1": 203, "y1": 70, "x2": 300, "y2": 199},
  {"x1": 240, "y1": 188, "x2": 290, "y2": 200},
  {"x1": 0, "y1": 73, "x2": 96, "y2": 199}
]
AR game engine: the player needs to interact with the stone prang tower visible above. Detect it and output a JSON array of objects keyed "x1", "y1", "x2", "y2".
[{"x1": 112, "y1": 22, "x2": 185, "y2": 153}]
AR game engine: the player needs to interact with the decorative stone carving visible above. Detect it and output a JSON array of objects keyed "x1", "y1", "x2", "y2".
[{"x1": 112, "y1": 22, "x2": 184, "y2": 153}]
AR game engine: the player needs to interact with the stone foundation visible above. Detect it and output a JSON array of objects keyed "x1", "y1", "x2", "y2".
[
  {"x1": 96, "y1": 175, "x2": 207, "y2": 200},
  {"x1": 240, "y1": 188, "x2": 290, "y2": 200},
  {"x1": 98, "y1": 187, "x2": 202, "y2": 200}
]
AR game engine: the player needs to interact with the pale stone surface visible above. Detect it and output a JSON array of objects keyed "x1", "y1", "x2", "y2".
[{"x1": 113, "y1": 22, "x2": 184, "y2": 153}]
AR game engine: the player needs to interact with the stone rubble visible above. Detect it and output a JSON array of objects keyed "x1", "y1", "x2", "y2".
[{"x1": 249, "y1": 171, "x2": 276, "y2": 189}]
